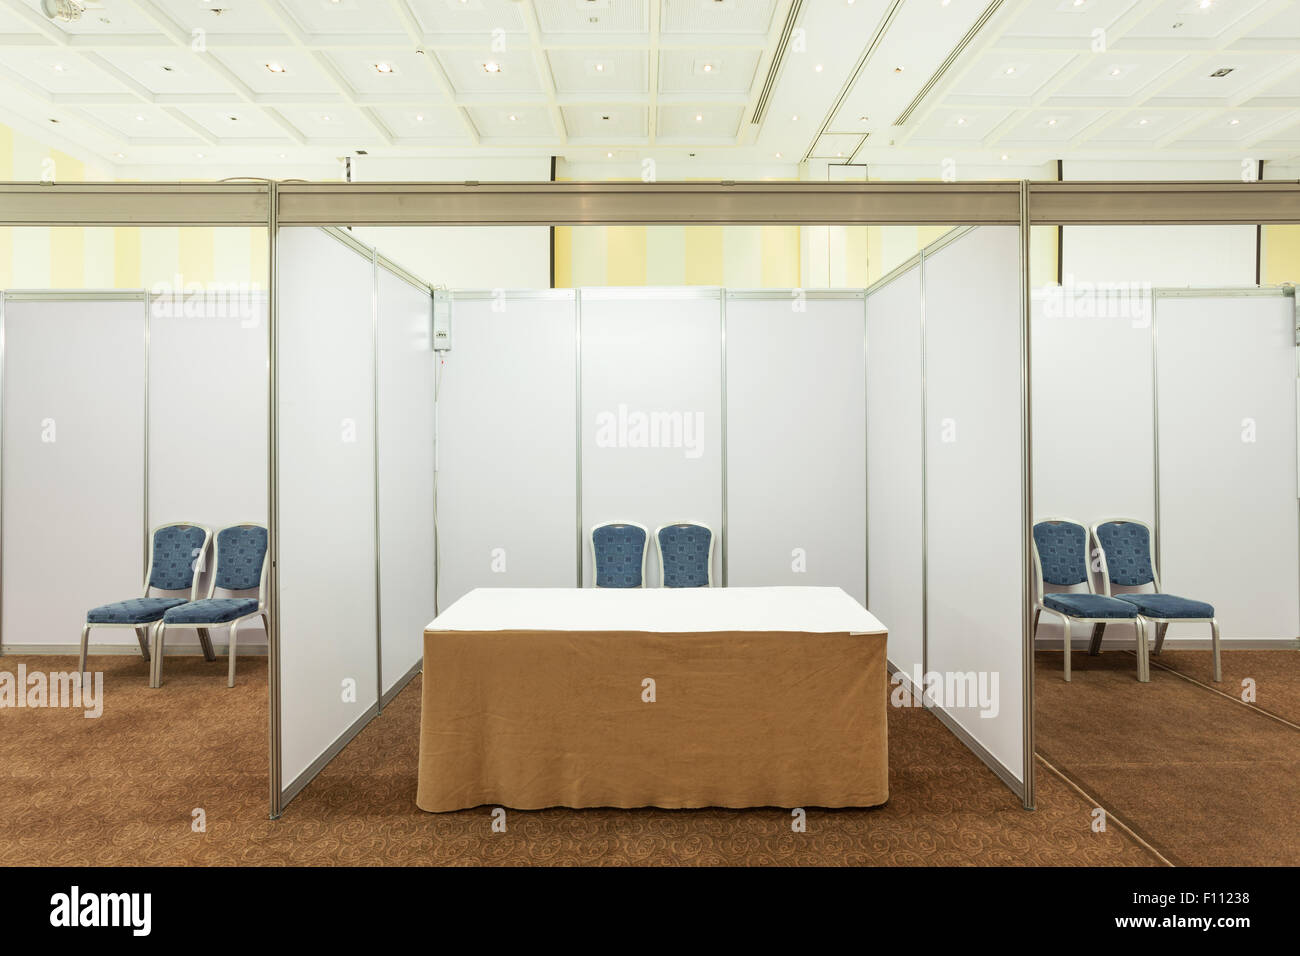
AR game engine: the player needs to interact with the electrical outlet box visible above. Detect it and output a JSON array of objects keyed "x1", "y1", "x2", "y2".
[{"x1": 433, "y1": 291, "x2": 451, "y2": 351}]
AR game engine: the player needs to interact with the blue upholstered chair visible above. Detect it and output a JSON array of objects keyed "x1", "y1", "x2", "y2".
[
  {"x1": 1092, "y1": 518, "x2": 1220, "y2": 682},
  {"x1": 590, "y1": 521, "x2": 649, "y2": 588},
  {"x1": 1032, "y1": 518, "x2": 1147, "y2": 682},
  {"x1": 152, "y1": 523, "x2": 269, "y2": 688},
  {"x1": 655, "y1": 522, "x2": 714, "y2": 588},
  {"x1": 80, "y1": 522, "x2": 213, "y2": 679}
]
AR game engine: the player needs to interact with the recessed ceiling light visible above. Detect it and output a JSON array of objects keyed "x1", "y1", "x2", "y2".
[
  {"x1": 814, "y1": 64, "x2": 823, "y2": 72},
  {"x1": 702, "y1": 63, "x2": 713, "y2": 72},
  {"x1": 1072, "y1": 0, "x2": 1084, "y2": 6},
  {"x1": 114, "y1": 152, "x2": 125, "y2": 159},
  {"x1": 266, "y1": 62, "x2": 286, "y2": 73},
  {"x1": 415, "y1": 114, "x2": 424, "y2": 122},
  {"x1": 894, "y1": 66, "x2": 904, "y2": 73},
  {"x1": 836, "y1": 151, "x2": 843, "y2": 157},
  {"x1": 1229, "y1": 117, "x2": 1240, "y2": 125},
  {"x1": 594, "y1": 62, "x2": 605, "y2": 72},
  {"x1": 941, "y1": 0, "x2": 951, "y2": 5},
  {"x1": 483, "y1": 61, "x2": 501, "y2": 73},
  {"x1": 791, "y1": 114, "x2": 798, "y2": 121},
  {"x1": 606, "y1": 151, "x2": 613, "y2": 158},
  {"x1": 1001, "y1": 153, "x2": 1009, "y2": 160},
  {"x1": 135, "y1": 114, "x2": 145, "y2": 121},
  {"x1": 1109, "y1": 67, "x2": 1122, "y2": 76},
  {"x1": 1138, "y1": 118, "x2": 1149, "y2": 126},
  {"x1": 509, "y1": 114, "x2": 518, "y2": 121},
  {"x1": 1199, "y1": 0, "x2": 1213, "y2": 8},
  {"x1": 278, "y1": 153, "x2": 286, "y2": 159},
  {"x1": 1047, "y1": 117, "x2": 1058, "y2": 126},
  {"x1": 956, "y1": 117, "x2": 967, "y2": 125},
  {"x1": 1004, "y1": 66, "x2": 1016, "y2": 75},
  {"x1": 195, "y1": 152, "x2": 204, "y2": 158},
  {"x1": 374, "y1": 62, "x2": 393, "y2": 74},
  {"x1": 695, "y1": 113, "x2": 703, "y2": 121},
  {"x1": 320, "y1": 114, "x2": 331, "y2": 121},
  {"x1": 775, "y1": 152, "x2": 782, "y2": 158},
  {"x1": 52, "y1": 63, "x2": 65, "y2": 72}
]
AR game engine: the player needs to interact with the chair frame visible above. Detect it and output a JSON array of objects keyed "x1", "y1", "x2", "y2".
[
  {"x1": 1091, "y1": 516, "x2": 1221, "y2": 683},
  {"x1": 1031, "y1": 516, "x2": 1148, "y2": 683},
  {"x1": 653, "y1": 521, "x2": 715, "y2": 588},
  {"x1": 79, "y1": 521, "x2": 213, "y2": 677},
  {"x1": 589, "y1": 520, "x2": 650, "y2": 589},
  {"x1": 151, "y1": 522, "x2": 270, "y2": 689}
]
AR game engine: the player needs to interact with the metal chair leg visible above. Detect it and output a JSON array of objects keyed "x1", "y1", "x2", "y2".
[
  {"x1": 1210, "y1": 618, "x2": 1222, "y2": 683},
  {"x1": 1135, "y1": 618, "x2": 1150, "y2": 683},
  {"x1": 1063, "y1": 621, "x2": 1071, "y2": 683},
  {"x1": 196, "y1": 627, "x2": 217, "y2": 663},
  {"x1": 134, "y1": 626, "x2": 152, "y2": 663},
  {"x1": 79, "y1": 623, "x2": 91, "y2": 676},
  {"x1": 152, "y1": 623, "x2": 168, "y2": 688},
  {"x1": 227, "y1": 620, "x2": 239, "y2": 688},
  {"x1": 1153, "y1": 622, "x2": 1168, "y2": 656},
  {"x1": 1088, "y1": 622, "x2": 1105, "y2": 656}
]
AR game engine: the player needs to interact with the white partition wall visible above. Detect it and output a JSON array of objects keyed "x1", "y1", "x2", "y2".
[
  {"x1": 437, "y1": 291, "x2": 577, "y2": 606},
  {"x1": 276, "y1": 228, "x2": 379, "y2": 801},
  {"x1": 1, "y1": 294, "x2": 147, "y2": 651},
  {"x1": 580, "y1": 288, "x2": 723, "y2": 588},
  {"x1": 148, "y1": 292, "x2": 269, "y2": 649},
  {"x1": 725, "y1": 291, "x2": 866, "y2": 601},
  {"x1": 1156, "y1": 291, "x2": 1300, "y2": 642},
  {"x1": 865, "y1": 267, "x2": 925, "y2": 679},
  {"x1": 376, "y1": 268, "x2": 436, "y2": 698},
  {"x1": 922, "y1": 226, "x2": 1026, "y2": 791}
]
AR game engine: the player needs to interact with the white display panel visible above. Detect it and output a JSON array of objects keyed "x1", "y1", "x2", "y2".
[
  {"x1": 866, "y1": 268, "x2": 924, "y2": 677},
  {"x1": 1156, "y1": 293, "x2": 1300, "y2": 641},
  {"x1": 437, "y1": 291, "x2": 577, "y2": 607},
  {"x1": 148, "y1": 293, "x2": 269, "y2": 648},
  {"x1": 376, "y1": 268, "x2": 436, "y2": 695},
  {"x1": 1030, "y1": 290, "x2": 1154, "y2": 624},
  {"x1": 1062, "y1": 225, "x2": 1257, "y2": 288},
  {"x1": 725, "y1": 292, "x2": 866, "y2": 602},
  {"x1": 580, "y1": 288, "x2": 722, "y2": 588},
  {"x1": 922, "y1": 227, "x2": 1025, "y2": 785},
  {"x1": 276, "y1": 228, "x2": 378, "y2": 792},
  {"x1": 2, "y1": 296, "x2": 146, "y2": 650}
]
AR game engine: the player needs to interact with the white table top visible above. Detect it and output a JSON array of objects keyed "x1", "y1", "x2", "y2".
[{"x1": 426, "y1": 586, "x2": 887, "y2": 636}]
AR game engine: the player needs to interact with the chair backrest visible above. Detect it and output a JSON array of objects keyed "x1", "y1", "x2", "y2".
[
  {"x1": 213, "y1": 524, "x2": 269, "y2": 597},
  {"x1": 147, "y1": 523, "x2": 211, "y2": 596},
  {"x1": 1031, "y1": 519, "x2": 1091, "y2": 601},
  {"x1": 1092, "y1": 518, "x2": 1157, "y2": 591},
  {"x1": 590, "y1": 522, "x2": 648, "y2": 588},
  {"x1": 656, "y1": 522, "x2": 713, "y2": 588}
]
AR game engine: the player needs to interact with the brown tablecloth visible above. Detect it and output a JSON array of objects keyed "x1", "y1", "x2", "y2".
[{"x1": 416, "y1": 628, "x2": 889, "y2": 811}]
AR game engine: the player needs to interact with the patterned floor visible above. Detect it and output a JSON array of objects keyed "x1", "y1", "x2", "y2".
[{"x1": 0, "y1": 653, "x2": 1156, "y2": 866}]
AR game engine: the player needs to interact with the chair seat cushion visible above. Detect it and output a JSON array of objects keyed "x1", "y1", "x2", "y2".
[
  {"x1": 87, "y1": 597, "x2": 188, "y2": 624},
  {"x1": 1043, "y1": 593, "x2": 1138, "y2": 619},
  {"x1": 1115, "y1": 593, "x2": 1214, "y2": 619},
  {"x1": 163, "y1": 598, "x2": 259, "y2": 625}
]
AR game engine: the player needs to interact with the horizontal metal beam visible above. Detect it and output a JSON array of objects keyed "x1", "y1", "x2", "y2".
[
  {"x1": 2, "y1": 180, "x2": 1299, "y2": 228},
  {"x1": 1028, "y1": 180, "x2": 1300, "y2": 225},
  {"x1": 276, "y1": 181, "x2": 1024, "y2": 226},
  {"x1": 0, "y1": 182, "x2": 271, "y2": 226}
]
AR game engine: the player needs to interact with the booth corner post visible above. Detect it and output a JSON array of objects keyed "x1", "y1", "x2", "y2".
[
  {"x1": 267, "y1": 181, "x2": 283, "y2": 821},
  {"x1": 1019, "y1": 180, "x2": 1036, "y2": 812}
]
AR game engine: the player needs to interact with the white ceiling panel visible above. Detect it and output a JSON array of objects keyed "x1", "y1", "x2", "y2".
[
  {"x1": 1000, "y1": 108, "x2": 1108, "y2": 143},
  {"x1": 809, "y1": 132, "x2": 863, "y2": 159},
  {"x1": 322, "y1": 50, "x2": 444, "y2": 96},
  {"x1": 562, "y1": 103, "x2": 648, "y2": 139},
  {"x1": 436, "y1": 47, "x2": 544, "y2": 94},
  {"x1": 657, "y1": 48, "x2": 759, "y2": 95},
  {"x1": 275, "y1": 105, "x2": 375, "y2": 140},
  {"x1": 1042, "y1": 51, "x2": 1189, "y2": 101},
  {"x1": 92, "y1": 49, "x2": 236, "y2": 97},
  {"x1": 1000, "y1": 0, "x2": 1143, "y2": 41},
  {"x1": 949, "y1": 49, "x2": 1080, "y2": 99},
  {"x1": 0, "y1": 47, "x2": 130, "y2": 95},
  {"x1": 408, "y1": 0, "x2": 529, "y2": 37},
  {"x1": 153, "y1": 0, "x2": 288, "y2": 36},
  {"x1": 1173, "y1": 108, "x2": 1292, "y2": 142},
  {"x1": 660, "y1": 0, "x2": 778, "y2": 36},
  {"x1": 534, "y1": 0, "x2": 649, "y2": 38},
  {"x1": 1123, "y1": 0, "x2": 1276, "y2": 42},
  {"x1": 908, "y1": 106, "x2": 1017, "y2": 142},
  {"x1": 468, "y1": 103, "x2": 559, "y2": 138},
  {"x1": 1144, "y1": 52, "x2": 1295, "y2": 100},
  {"x1": 208, "y1": 48, "x2": 341, "y2": 94},
  {"x1": 16, "y1": 0, "x2": 165, "y2": 36},
  {"x1": 176, "y1": 105, "x2": 293, "y2": 140},
  {"x1": 548, "y1": 48, "x2": 648, "y2": 94},
  {"x1": 376, "y1": 105, "x2": 471, "y2": 140},
  {"x1": 657, "y1": 103, "x2": 742, "y2": 139},
  {"x1": 279, "y1": 0, "x2": 409, "y2": 37}
]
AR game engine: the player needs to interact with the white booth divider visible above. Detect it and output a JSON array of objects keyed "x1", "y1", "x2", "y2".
[
  {"x1": 1031, "y1": 286, "x2": 1299, "y2": 646},
  {"x1": 923, "y1": 226, "x2": 1025, "y2": 792},
  {"x1": 437, "y1": 290, "x2": 577, "y2": 608},
  {"x1": 376, "y1": 267, "x2": 437, "y2": 699},
  {"x1": 275, "y1": 226, "x2": 436, "y2": 809},
  {"x1": 1, "y1": 293, "x2": 147, "y2": 651},
  {"x1": 580, "y1": 288, "x2": 723, "y2": 588},
  {"x1": 865, "y1": 267, "x2": 925, "y2": 681},
  {"x1": 1156, "y1": 291, "x2": 1299, "y2": 642},
  {"x1": 725, "y1": 290, "x2": 866, "y2": 602},
  {"x1": 148, "y1": 292, "x2": 269, "y2": 649}
]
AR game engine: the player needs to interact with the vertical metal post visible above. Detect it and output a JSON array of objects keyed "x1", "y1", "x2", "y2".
[
  {"x1": 919, "y1": 251, "x2": 929, "y2": 698},
  {"x1": 267, "y1": 184, "x2": 283, "y2": 820},
  {"x1": 720, "y1": 290, "x2": 728, "y2": 588},
  {"x1": 1019, "y1": 181, "x2": 1037, "y2": 811},
  {"x1": 574, "y1": 290, "x2": 583, "y2": 587},
  {"x1": 371, "y1": 248, "x2": 384, "y2": 713},
  {"x1": 0, "y1": 294, "x2": 6, "y2": 654},
  {"x1": 863, "y1": 291, "x2": 869, "y2": 607},
  {"x1": 143, "y1": 295, "x2": 151, "y2": 578},
  {"x1": 1151, "y1": 294, "x2": 1162, "y2": 575}
]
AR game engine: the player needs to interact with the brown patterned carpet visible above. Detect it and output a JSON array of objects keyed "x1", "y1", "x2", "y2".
[
  {"x1": 1035, "y1": 649, "x2": 1300, "y2": 867},
  {"x1": 0, "y1": 653, "x2": 1157, "y2": 866},
  {"x1": 1152, "y1": 647, "x2": 1300, "y2": 726}
]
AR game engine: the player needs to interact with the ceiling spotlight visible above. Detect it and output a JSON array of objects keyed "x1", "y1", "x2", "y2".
[
  {"x1": 415, "y1": 114, "x2": 424, "y2": 122},
  {"x1": 1004, "y1": 66, "x2": 1016, "y2": 75},
  {"x1": 195, "y1": 152, "x2": 204, "y2": 158},
  {"x1": 1109, "y1": 66, "x2": 1122, "y2": 76},
  {"x1": 941, "y1": 0, "x2": 951, "y2": 5},
  {"x1": 40, "y1": 0, "x2": 84, "y2": 22},
  {"x1": 594, "y1": 62, "x2": 605, "y2": 72},
  {"x1": 956, "y1": 116, "x2": 967, "y2": 125},
  {"x1": 1199, "y1": 0, "x2": 1214, "y2": 8},
  {"x1": 836, "y1": 151, "x2": 844, "y2": 157},
  {"x1": 606, "y1": 151, "x2": 613, "y2": 158},
  {"x1": 509, "y1": 114, "x2": 518, "y2": 121},
  {"x1": 266, "y1": 62, "x2": 286, "y2": 73},
  {"x1": 52, "y1": 63, "x2": 66, "y2": 72},
  {"x1": 814, "y1": 63, "x2": 823, "y2": 72},
  {"x1": 279, "y1": 153, "x2": 287, "y2": 159},
  {"x1": 894, "y1": 66, "x2": 904, "y2": 73},
  {"x1": 703, "y1": 63, "x2": 714, "y2": 72},
  {"x1": 135, "y1": 114, "x2": 145, "y2": 121},
  {"x1": 374, "y1": 62, "x2": 393, "y2": 74},
  {"x1": 483, "y1": 61, "x2": 501, "y2": 73},
  {"x1": 1001, "y1": 153, "x2": 1009, "y2": 160},
  {"x1": 114, "y1": 152, "x2": 124, "y2": 159},
  {"x1": 775, "y1": 152, "x2": 782, "y2": 158},
  {"x1": 791, "y1": 114, "x2": 798, "y2": 121},
  {"x1": 1229, "y1": 117, "x2": 1240, "y2": 125},
  {"x1": 1072, "y1": 0, "x2": 1084, "y2": 6},
  {"x1": 1047, "y1": 117, "x2": 1058, "y2": 126},
  {"x1": 1138, "y1": 118, "x2": 1149, "y2": 126},
  {"x1": 695, "y1": 113, "x2": 703, "y2": 121}
]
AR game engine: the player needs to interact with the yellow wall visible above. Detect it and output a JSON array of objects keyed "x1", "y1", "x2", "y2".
[
  {"x1": 1263, "y1": 226, "x2": 1300, "y2": 285},
  {"x1": 0, "y1": 121, "x2": 266, "y2": 291}
]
